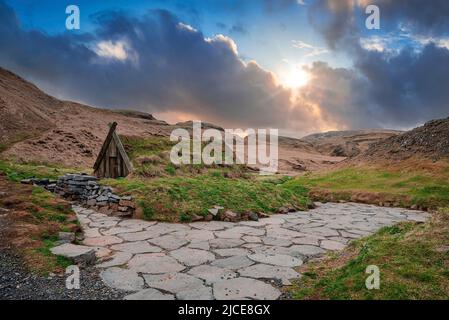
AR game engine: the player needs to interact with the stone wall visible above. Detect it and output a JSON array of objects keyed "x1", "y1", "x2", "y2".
[{"x1": 22, "y1": 174, "x2": 135, "y2": 217}]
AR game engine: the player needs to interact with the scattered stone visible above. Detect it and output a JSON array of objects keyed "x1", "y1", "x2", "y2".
[
  {"x1": 249, "y1": 212, "x2": 259, "y2": 221},
  {"x1": 58, "y1": 232, "x2": 75, "y2": 244}
]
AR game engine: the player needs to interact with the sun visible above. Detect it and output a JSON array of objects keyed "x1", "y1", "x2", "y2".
[{"x1": 279, "y1": 65, "x2": 310, "y2": 89}]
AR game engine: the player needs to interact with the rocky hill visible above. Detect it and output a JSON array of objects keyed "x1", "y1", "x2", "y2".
[{"x1": 359, "y1": 117, "x2": 449, "y2": 162}]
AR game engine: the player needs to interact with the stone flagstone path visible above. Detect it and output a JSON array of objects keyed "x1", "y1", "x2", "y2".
[{"x1": 73, "y1": 202, "x2": 430, "y2": 300}]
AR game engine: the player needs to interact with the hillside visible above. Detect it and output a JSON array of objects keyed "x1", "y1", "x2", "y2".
[
  {"x1": 355, "y1": 117, "x2": 449, "y2": 163},
  {"x1": 301, "y1": 129, "x2": 401, "y2": 157},
  {"x1": 0, "y1": 67, "x2": 402, "y2": 172},
  {"x1": 0, "y1": 68, "x2": 178, "y2": 167}
]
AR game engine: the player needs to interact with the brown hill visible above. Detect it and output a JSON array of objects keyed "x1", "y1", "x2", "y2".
[
  {"x1": 301, "y1": 129, "x2": 402, "y2": 157},
  {"x1": 0, "y1": 67, "x2": 403, "y2": 172},
  {"x1": 357, "y1": 117, "x2": 449, "y2": 162},
  {"x1": 0, "y1": 67, "x2": 174, "y2": 167}
]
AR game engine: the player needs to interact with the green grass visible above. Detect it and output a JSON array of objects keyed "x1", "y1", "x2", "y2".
[
  {"x1": 291, "y1": 209, "x2": 449, "y2": 300},
  {"x1": 104, "y1": 173, "x2": 310, "y2": 222},
  {"x1": 283, "y1": 166, "x2": 449, "y2": 209},
  {"x1": 0, "y1": 159, "x2": 86, "y2": 182}
]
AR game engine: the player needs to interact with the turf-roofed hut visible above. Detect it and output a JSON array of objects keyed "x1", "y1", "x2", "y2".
[{"x1": 93, "y1": 122, "x2": 133, "y2": 178}]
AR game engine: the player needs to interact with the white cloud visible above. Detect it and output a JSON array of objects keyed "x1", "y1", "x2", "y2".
[{"x1": 291, "y1": 40, "x2": 328, "y2": 57}]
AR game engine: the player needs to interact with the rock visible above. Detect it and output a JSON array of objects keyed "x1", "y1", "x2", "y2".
[
  {"x1": 83, "y1": 235, "x2": 123, "y2": 247},
  {"x1": 191, "y1": 214, "x2": 204, "y2": 222},
  {"x1": 204, "y1": 214, "x2": 213, "y2": 221},
  {"x1": 208, "y1": 208, "x2": 219, "y2": 216},
  {"x1": 148, "y1": 235, "x2": 189, "y2": 250},
  {"x1": 0, "y1": 191, "x2": 7, "y2": 196},
  {"x1": 249, "y1": 212, "x2": 259, "y2": 221},
  {"x1": 50, "y1": 244, "x2": 96, "y2": 265},
  {"x1": 224, "y1": 210, "x2": 240, "y2": 222},
  {"x1": 20, "y1": 179, "x2": 33, "y2": 185},
  {"x1": 247, "y1": 253, "x2": 303, "y2": 267},
  {"x1": 110, "y1": 241, "x2": 162, "y2": 254},
  {"x1": 127, "y1": 253, "x2": 185, "y2": 274},
  {"x1": 277, "y1": 206, "x2": 289, "y2": 214},
  {"x1": 257, "y1": 212, "x2": 269, "y2": 219},
  {"x1": 143, "y1": 273, "x2": 205, "y2": 295},
  {"x1": 100, "y1": 267, "x2": 144, "y2": 291},
  {"x1": 211, "y1": 256, "x2": 254, "y2": 269},
  {"x1": 238, "y1": 264, "x2": 300, "y2": 285},
  {"x1": 97, "y1": 252, "x2": 133, "y2": 268},
  {"x1": 213, "y1": 277, "x2": 281, "y2": 300},
  {"x1": 170, "y1": 248, "x2": 215, "y2": 266},
  {"x1": 177, "y1": 286, "x2": 214, "y2": 300},
  {"x1": 187, "y1": 265, "x2": 237, "y2": 285},
  {"x1": 58, "y1": 232, "x2": 75, "y2": 244},
  {"x1": 320, "y1": 240, "x2": 346, "y2": 251},
  {"x1": 209, "y1": 238, "x2": 244, "y2": 249},
  {"x1": 124, "y1": 288, "x2": 175, "y2": 300},
  {"x1": 0, "y1": 207, "x2": 10, "y2": 214},
  {"x1": 119, "y1": 199, "x2": 135, "y2": 208}
]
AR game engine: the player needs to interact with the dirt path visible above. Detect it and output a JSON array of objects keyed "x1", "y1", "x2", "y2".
[{"x1": 70, "y1": 202, "x2": 429, "y2": 300}]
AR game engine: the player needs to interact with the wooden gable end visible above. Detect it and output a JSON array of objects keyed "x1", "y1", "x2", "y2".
[{"x1": 93, "y1": 122, "x2": 133, "y2": 178}]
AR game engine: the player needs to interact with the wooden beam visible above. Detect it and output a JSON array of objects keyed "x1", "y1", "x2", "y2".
[
  {"x1": 93, "y1": 122, "x2": 117, "y2": 171},
  {"x1": 112, "y1": 131, "x2": 133, "y2": 173}
]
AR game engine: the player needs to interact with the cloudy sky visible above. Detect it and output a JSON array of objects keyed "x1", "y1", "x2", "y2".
[{"x1": 1, "y1": 0, "x2": 448, "y2": 137}]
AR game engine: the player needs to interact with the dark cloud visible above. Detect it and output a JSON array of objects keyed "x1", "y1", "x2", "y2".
[
  {"x1": 304, "y1": 0, "x2": 449, "y2": 129},
  {"x1": 0, "y1": 1, "x2": 300, "y2": 130}
]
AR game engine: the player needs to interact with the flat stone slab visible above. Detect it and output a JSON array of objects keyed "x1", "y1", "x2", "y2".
[
  {"x1": 83, "y1": 236, "x2": 123, "y2": 247},
  {"x1": 148, "y1": 234, "x2": 189, "y2": 250},
  {"x1": 187, "y1": 265, "x2": 237, "y2": 285},
  {"x1": 97, "y1": 251, "x2": 132, "y2": 268},
  {"x1": 124, "y1": 288, "x2": 175, "y2": 300},
  {"x1": 50, "y1": 244, "x2": 96, "y2": 265},
  {"x1": 74, "y1": 202, "x2": 430, "y2": 300},
  {"x1": 127, "y1": 253, "x2": 185, "y2": 274},
  {"x1": 213, "y1": 277, "x2": 281, "y2": 300},
  {"x1": 238, "y1": 263, "x2": 301, "y2": 285},
  {"x1": 289, "y1": 245, "x2": 326, "y2": 257},
  {"x1": 110, "y1": 241, "x2": 162, "y2": 254},
  {"x1": 211, "y1": 255, "x2": 255, "y2": 269},
  {"x1": 143, "y1": 273, "x2": 205, "y2": 294},
  {"x1": 209, "y1": 238, "x2": 244, "y2": 249},
  {"x1": 170, "y1": 248, "x2": 215, "y2": 266},
  {"x1": 100, "y1": 267, "x2": 144, "y2": 291},
  {"x1": 248, "y1": 253, "x2": 303, "y2": 267}
]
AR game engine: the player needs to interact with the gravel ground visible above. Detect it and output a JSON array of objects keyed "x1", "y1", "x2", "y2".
[{"x1": 0, "y1": 248, "x2": 127, "y2": 300}]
